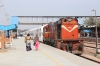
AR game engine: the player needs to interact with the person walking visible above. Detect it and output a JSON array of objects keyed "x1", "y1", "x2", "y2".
[
  {"x1": 34, "y1": 34, "x2": 39, "y2": 50},
  {"x1": 25, "y1": 34, "x2": 32, "y2": 51}
]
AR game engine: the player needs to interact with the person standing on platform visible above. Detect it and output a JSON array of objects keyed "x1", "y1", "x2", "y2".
[{"x1": 25, "y1": 34, "x2": 32, "y2": 51}]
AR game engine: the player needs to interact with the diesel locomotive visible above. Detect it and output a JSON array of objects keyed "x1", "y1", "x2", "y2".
[{"x1": 43, "y1": 17, "x2": 84, "y2": 55}]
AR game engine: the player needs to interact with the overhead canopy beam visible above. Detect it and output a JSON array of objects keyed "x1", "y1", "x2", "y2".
[
  {"x1": 18, "y1": 22, "x2": 48, "y2": 25},
  {"x1": 17, "y1": 16, "x2": 100, "y2": 18},
  {"x1": 17, "y1": 16, "x2": 100, "y2": 25},
  {"x1": 17, "y1": 16, "x2": 100, "y2": 17}
]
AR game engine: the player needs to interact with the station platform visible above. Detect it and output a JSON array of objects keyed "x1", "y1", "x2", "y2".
[{"x1": 0, "y1": 37, "x2": 100, "y2": 66}]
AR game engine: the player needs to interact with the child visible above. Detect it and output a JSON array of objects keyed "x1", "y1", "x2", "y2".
[{"x1": 35, "y1": 41, "x2": 39, "y2": 50}]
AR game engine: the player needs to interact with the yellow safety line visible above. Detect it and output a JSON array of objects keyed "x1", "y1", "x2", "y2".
[{"x1": 40, "y1": 49, "x2": 62, "y2": 66}]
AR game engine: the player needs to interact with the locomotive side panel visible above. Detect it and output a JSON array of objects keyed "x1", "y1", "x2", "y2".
[
  {"x1": 43, "y1": 25, "x2": 49, "y2": 43},
  {"x1": 43, "y1": 25, "x2": 49, "y2": 38},
  {"x1": 47, "y1": 23, "x2": 55, "y2": 45},
  {"x1": 53, "y1": 23, "x2": 57, "y2": 39},
  {"x1": 48, "y1": 23, "x2": 52, "y2": 39}
]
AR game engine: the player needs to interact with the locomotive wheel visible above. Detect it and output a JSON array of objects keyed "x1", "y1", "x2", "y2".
[
  {"x1": 68, "y1": 43, "x2": 73, "y2": 53},
  {"x1": 66, "y1": 44, "x2": 69, "y2": 52},
  {"x1": 47, "y1": 41, "x2": 49, "y2": 45},
  {"x1": 48, "y1": 42, "x2": 51, "y2": 45},
  {"x1": 54, "y1": 41, "x2": 57, "y2": 48},
  {"x1": 43, "y1": 41, "x2": 45, "y2": 44},
  {"x1": 60, "y1": 44, "x2": 64, "y2": 47},
  {"x1": 45, "y1": 41, "x2": 47, "y2": 44},
  {"x1": 53, "y1": 43, "x2": 55, "y2": 47},
  {"x1": 44, "y1": 41, "x2": 46, "y2": 44},
  {"x1": 47, "y1": 41, "x2": 50, "y2": 45},
  {"x1": 43, "y1": 40, "x2": 45, "y2": 44},
  {"x1": 49, "y1": 42, "x2": 52, "y2": 46},
  {"x1": 51, "y1": 43, "x2": 54, "y2": 47},
  {"x1": 78, "y1": 43, "x2": 83, "y2": 51}
]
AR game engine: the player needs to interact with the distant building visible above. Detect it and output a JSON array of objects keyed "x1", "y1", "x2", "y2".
[{"x1": 79, "y1": 24, "x2": 100, "y2": 37}]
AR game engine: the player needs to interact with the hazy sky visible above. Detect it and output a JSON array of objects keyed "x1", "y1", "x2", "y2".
[{"x1": 0, "y1": 0, "x2": 100, "y2": 29}]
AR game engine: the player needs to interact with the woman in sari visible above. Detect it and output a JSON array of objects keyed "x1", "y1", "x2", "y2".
[
  {"x1": 25, "y1": 34, "x2": 32, "y2": 51},
  {"x1": 34, "y1": 34, "x2": 39, "y2": 50}
]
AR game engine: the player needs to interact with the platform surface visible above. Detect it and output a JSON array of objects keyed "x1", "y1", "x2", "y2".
[{"x1": 0, "y1": 37, "x2": 100, "y2": 66}]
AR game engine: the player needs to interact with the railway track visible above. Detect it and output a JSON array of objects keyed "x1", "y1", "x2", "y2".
[
  {"x1": 79, "y1": 37, "x2": 100, "y2": 43},
  {"x1": 82, "y1": 42, "x2": 100, "y2": 63},
  {"x1": 80, "y1": 54, "x2": 100, "y2": 64},
  {"x1": 84, "y1": 41, "x2": 100, "y2": 49},
  {"x1": 74, "y1": 47, "x2": 100, "y2": 64},
  {"x1": 84, "y1": 41, "x2": 100, "y2": 45}
]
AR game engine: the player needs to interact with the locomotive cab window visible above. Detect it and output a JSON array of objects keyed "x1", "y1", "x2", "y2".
[
  {"x1": 64, "y1": 19, "x2": 67, "y2": 22},
  {"x1": 45, "y1": 28, "x2": 48, "y2": 32}
]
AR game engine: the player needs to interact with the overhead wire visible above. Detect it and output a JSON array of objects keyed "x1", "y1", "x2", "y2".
[
  {"x1": 0, "y1": 0, "x2": 10, "y2": 26},
  {"x1": 0, "y1": 0, "x2": 10, "y2": 37}
]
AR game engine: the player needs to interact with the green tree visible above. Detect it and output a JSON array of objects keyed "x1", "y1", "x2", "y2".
[
  {"x1": 96, "y1": 18, "x2": 100, "y2": 27},
  {"x1": 84, "y1": 17, "x2": 95, "y2": 26},
  {"x1": 84, "y1": 17, "x2": 100, "y2": 27}
]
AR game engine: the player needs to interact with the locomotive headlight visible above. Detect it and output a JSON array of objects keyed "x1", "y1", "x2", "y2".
[{"x1": 67, "y1": 18, "x2": 72, "y2": 22}]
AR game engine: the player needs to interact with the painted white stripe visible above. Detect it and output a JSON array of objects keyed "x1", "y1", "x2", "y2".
[{"x1": 61, "y1": 25, "x2": 78, "y2": 32}]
